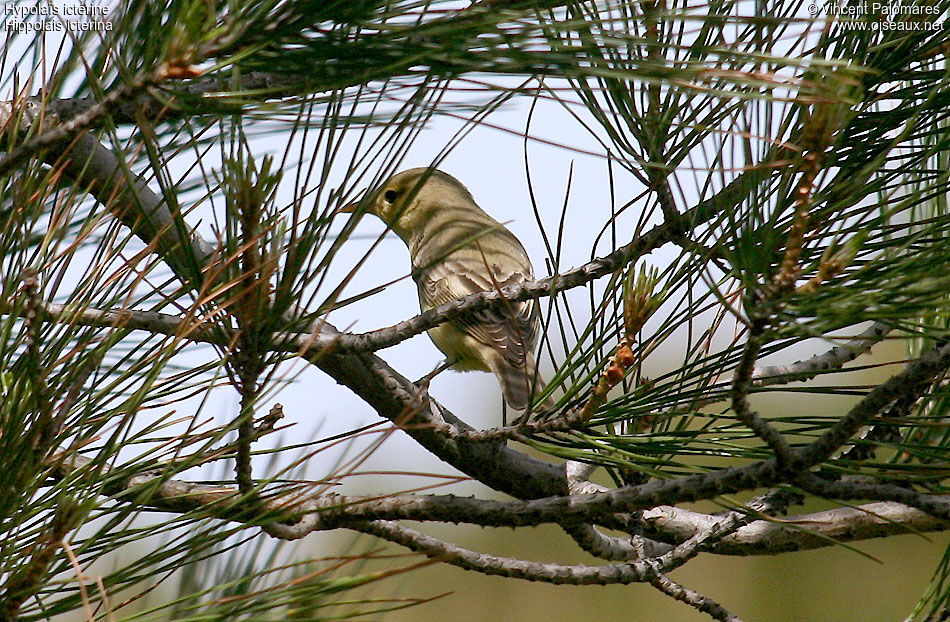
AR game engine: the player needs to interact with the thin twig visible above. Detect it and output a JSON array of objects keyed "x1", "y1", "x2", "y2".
[
  {"x1": 752, "y1": 321, "x2": 892, "y2": 386},
  {"x1": 0, "y1": 503, "x2": 75, "y2": 619},
  {"x1": 731, "y1": 318, "x2": 794, "y2": 464},
  {"x1": 796, "y1": 340, "x2": 950, "y2": 472},
  {"x1": 330, "y1": 169, "x2": 767, "y2": 354},
  {"x1": 644, "y1": 566, "x2": 743, "y2": 622},
  {"x1": 354, "y1": 519, "x2": 658, "y2": 585}
]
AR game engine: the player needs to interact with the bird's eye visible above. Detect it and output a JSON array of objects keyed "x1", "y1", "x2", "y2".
[{"x1": 384, "y1": 189, "x2": 399, "y2": 203}]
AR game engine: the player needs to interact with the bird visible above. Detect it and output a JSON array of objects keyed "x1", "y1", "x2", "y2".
[{"x1": 342, "y1": 168, "x2": 547, "y2": 411}]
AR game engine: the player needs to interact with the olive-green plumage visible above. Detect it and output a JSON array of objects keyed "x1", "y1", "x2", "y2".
[{"x1": 348, "y1": 168, "x2": 543, "y2": 410}]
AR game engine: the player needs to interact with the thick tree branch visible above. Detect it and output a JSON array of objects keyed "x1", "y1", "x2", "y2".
[
  {"x1": 648, "y1": 489, "x2": 793, "y2": 573},
  {"x1": 54, "y1": 451, "x2": 950, "y2": 549},
  {"x1": 1, "y1": 78, "x2": 150, "y2": 177},
  {"x1": 38, "y1": 72, "x2": 302, "y2": 128},
  {"x1": 644, "y1": 501, "x2": 949, "y2": 555},
  {"x1": 6, "y1": 124, "x2": 566, "y2": 501},
  {"x1": 45, "y1": 131, "x2": 216, "y2": 280},
  {"x1": 794, "y1": 473, "x2": 950, "y2": 520}
]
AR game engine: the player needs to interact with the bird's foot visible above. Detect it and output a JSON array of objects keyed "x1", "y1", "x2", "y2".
[{"x1": 414, "y1": 359, "x2": 454, "y2": 388}]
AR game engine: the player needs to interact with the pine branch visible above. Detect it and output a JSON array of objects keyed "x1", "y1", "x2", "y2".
[
  {"x1": 644, "y1": 501, "x2": 949, "y2": 555},
  {"x1": 50, "y1": 447, "x2": 950, "y2": 545},
  {"x1": 796, "y1": 340, "x2": 950, "y2": 472},
  {"x1": 355, "y1": 519, "x2": 660, "y2": 585},
  {"x1": 332, "y1": 167, "x2": 769, "y2": 353},
  {"x1": 752, "y1": 321, "x2": 892, "y2": 386},
  {"x1": 38, "y1": 72, "x2": 302, "y2": 127},
  {"x1": 644, "y1": 568, "x2": 742, "y2": 622}
]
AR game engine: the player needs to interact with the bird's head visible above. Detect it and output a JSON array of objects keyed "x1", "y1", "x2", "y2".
[{"x1": 340, "y1": 168, "x2": 475, "y2": 240}]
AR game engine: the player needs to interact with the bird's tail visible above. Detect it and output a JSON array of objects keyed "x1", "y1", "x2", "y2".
[{"x1": 490, "y1": 352, "x2": 556, "y2": 412}]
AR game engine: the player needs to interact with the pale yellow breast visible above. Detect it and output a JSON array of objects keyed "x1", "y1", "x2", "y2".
[{"x1": 425, "y1": 321, "x2": 492, "y2": 372}]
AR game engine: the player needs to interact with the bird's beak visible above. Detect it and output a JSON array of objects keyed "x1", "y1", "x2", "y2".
[{"x1": 338, "y1": 192, "x2": 366, "y2": 214}]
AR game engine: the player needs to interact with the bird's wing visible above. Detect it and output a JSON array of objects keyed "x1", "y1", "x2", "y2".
[{"x1": 418, "y1": 256, "x2": 538, "y2": 368}]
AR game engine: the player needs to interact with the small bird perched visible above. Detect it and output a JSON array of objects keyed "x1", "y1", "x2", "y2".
[{"x1": 342, "y1": 168, "x2": 545, "y2": 411}]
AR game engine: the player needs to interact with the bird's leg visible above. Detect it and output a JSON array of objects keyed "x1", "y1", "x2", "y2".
[{"x1": 414, "y1": 359, "x2": 455, "y2": 388}]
